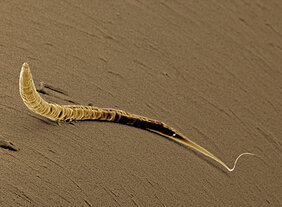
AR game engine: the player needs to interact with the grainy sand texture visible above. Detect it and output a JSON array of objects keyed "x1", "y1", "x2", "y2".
[{"x1": 0, "y1": 1, "x2": 281, "y2": 206}]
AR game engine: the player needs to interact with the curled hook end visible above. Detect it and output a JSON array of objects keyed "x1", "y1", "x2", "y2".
[{"x1": 228, "y1": 152, "x2": 255, "y2": 172}]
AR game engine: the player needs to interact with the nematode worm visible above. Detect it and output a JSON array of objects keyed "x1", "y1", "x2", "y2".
[{"x1": 19, "y1": 63, "x2": 253, "y2": 171}]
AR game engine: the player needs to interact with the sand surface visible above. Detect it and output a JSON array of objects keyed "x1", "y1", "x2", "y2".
[{"x1": 0, "y1": 1, "x2": 281, "y2": 206}]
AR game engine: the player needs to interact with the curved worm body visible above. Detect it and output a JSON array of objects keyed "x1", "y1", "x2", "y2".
[{"x1": 19, "y1": 63, "x2": 253, "y2": 172}]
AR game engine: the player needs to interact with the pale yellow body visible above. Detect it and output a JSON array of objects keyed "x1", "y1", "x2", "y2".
[{"x1": 19, "y1": 63, "x2": 253, "y2": 172}]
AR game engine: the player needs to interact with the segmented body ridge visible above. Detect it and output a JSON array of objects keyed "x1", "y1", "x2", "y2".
[{"x1": 19, "y1": 63, "x2": 253, "y2": 172}]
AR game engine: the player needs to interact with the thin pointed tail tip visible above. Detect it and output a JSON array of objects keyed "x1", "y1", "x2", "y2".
[{"x1": 228, "y1": 152, "x2": 255, "y2": 172}]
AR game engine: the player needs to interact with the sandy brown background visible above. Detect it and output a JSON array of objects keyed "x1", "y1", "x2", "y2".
[{"x1": 0, "y1": 1, "x2": 281, "y2": 206}]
